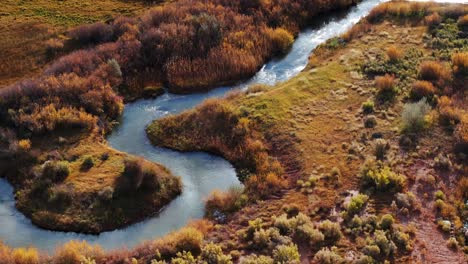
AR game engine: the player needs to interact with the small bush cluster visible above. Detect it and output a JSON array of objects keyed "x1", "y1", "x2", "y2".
[{"x1": 360, "y1": 161, "x2": 406, "y2": 193}]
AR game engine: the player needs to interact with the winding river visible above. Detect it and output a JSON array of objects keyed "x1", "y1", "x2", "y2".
[{"x1": 2, "y1": 0, "x2": 449, "y2": 252}]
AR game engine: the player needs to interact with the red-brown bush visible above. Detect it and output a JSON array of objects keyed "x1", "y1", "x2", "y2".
[
  {"x1": 418, "y1": 61, "x2": 451, "y2": 87},
  {"x1": 68, "y1": 22, "x2": 114, "y2": 45},
  {"x1": 410, "y1": 80, "x2": 436, "y2": 100}
]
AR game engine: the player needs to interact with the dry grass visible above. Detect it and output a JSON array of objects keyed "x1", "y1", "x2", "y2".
[{"x1": 0, "y1": 0, "x2": 152, "y2": 87}]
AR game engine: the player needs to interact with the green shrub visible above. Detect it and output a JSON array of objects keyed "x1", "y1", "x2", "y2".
[
  {"x1": 373, "y1": 139, "x2": 389, "y2": 160},
  {"x1": 346, "y1": 193, "x2": 369, "y2": 217},
  {"x1": 240, "y1": 254, "x2": 273, "y2": 264},
  {"x1": 81, "y1": 156, "x2": 94, "y2": 170},
  {"x1": 373, "y1": 230, "x2": 396, "y2": 258},
  {"x1": 393, "y1": 231, "x2": 412, "y2": 251},
  {"x1": 313, "y1": 247, "x2": 344, "y2": 264},
  {"x1": 252, "y1": 228, "x2": 283, "y2": 250},
  {"x1": 295, "y1": 223, "x2": 325, "y2": 246},
  {"x1": 401, "y1": 98, "x2": 431, "y2": 133},
  {"x1": 200, "y1": 243, "x2": 232, "y2": 264},
  {"x1": 395, "y1": 192, "x2": 417, "y2": 210},
  {"x1": 379, "y1": 214, "x2": 394, "y2": 230},
  {"x1": 447, "y1": 237, "x2": 459, "y2": 250},
  {"x1": 362, "y1": 101, "x2": 375, "y2": 114},
  {"x1": 434, "y1": 190, "x2": 446, "y2": 200},
  {"x1": 171, "y1": 251, "x2": 197, "y2": 264},
  {"x1": 360, "y1": 161, "x2": 406, "y2": 193},
  {"x1": 47, "y1": 185, "x2": 73, "y2": 208},
  {"x1": 42, "y1": 161, "x2": 70, "y2": 182},
  {"x1": 318, "y1": 220, "x2": 342, "y2": 244},
  {"x1": 272, "y1": 244, "x2": 300, "y2": 264},
  {"x1": 244, "y1": 218, "x2": 263, "y2": 241},
  {"x1": 364, "y1": 116, "x2": 377, "y2": 128}
]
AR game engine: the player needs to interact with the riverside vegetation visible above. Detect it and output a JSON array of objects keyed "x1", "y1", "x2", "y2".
[{"x1": 1, "y1": 1, "x2": 468, "y2": 263}]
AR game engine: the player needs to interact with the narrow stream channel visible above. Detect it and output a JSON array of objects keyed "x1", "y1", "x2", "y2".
[{"x1": 1, "y1": 0, "x2": 397, "y2": 252}]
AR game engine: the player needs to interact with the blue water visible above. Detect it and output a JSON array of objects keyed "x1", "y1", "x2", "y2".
[{"x1": 0, "y1": 0, "x2": 393, "y2": 252}]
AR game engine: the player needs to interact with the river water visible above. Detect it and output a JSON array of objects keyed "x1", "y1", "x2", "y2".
[{"x1": 3, "y1": 0, "x2": 448, "y2": 252}]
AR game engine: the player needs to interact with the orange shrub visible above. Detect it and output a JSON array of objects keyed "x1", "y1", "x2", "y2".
[
  {"x1": 458, "y1": 14, "x2": 468, "y2": 30},
  {"x1": 0, "y1": 242, "x2": 14, "y2": 264},
  {"x1": 375, "y1": 74, "x2": 395, "y2": 91},
  {"x1": 418, "y1": 61, "x2": 451, "y2": 85},
  {"x1": 455, "y1": 114, "x2": 468, "y2": 152},
  {"x1": 386, "y1": 45, "x2": 403, "y2": 62},
  {"x1": 451, "y1": 52, "x2": 468, "y2": 77},
  {"x1": 438, "y1": 96, "x2": 461, "y2": 127},
  {"x1": 267, "y1": 28, "x2": 294, "y2": 54},
  {"x1": 375, "y1": 74, "x2": 397, "y2": 100},
  {"x1": 424, "y1": 12, "x2": 442, "y2": 27},
  {"x1": 54, "y1": 240, "x2": 104, "y2": 264},
  {"x1": 12, "y1": 248, "x2": 40, "y2": 264},
  {"x1": 411, "y1": 80, "x2": 436, "y2": 100},
  {"x1": 151, "y1": 227, "x2": 204, "y2": 258}
]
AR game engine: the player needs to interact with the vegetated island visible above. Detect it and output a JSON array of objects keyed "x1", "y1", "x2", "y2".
[{"x1": 0, "y1": 1, "x2": 467, "y2": 264}]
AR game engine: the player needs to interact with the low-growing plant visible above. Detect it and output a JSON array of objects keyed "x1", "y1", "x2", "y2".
[
  {"x1": 53, "y1": 240, "x2": 104, "y2": 264},
  {"x1": 373, "y1": 139, "x2": 389, "y2": 161},
  {"x1": 362, "y1": 101, "x2": 374, "y2": 114},
  {"x1": 318, "y1": 220, "x2": 342, "y2": 244},
  {"x1": 200, "y1": 243, "x2": 232, "y2": 264},
  {"x1": 418, "y1": 61, "x2": 451, "y2": 86},
  {"x1": 313, "y1": 247, "x2": 344, "y2": 264},
  {"x1": 364, "y1": 115, "x2": 377, "y2": 128},
  {"x1": 240, "y1": 254, "x2": 273, "y2": 264},
  {"x1": 458, "y1": 14, "x2": 468, "y2": 31},
  {"x1": 451, "y1": 52, "x2": 468, "y2": 78},
  {"x1": 386, "y1": 46, "x2": 403, "y2": 62},
  {"x1": 375, "y1": 74, "x2": 397, "y2": 101},
  {"x1": 11, "y1": 247, "x2": 40, "y2": 264},
  {"x1": 272, "y1": 244, "x2": 300, "y2": 264},
  {"x1": 379, "y1": 214, "x2": 394, "y2": 230},
  {"x1": 410, "y1": 81, "x2": 436, "y2": 101},
  {"x1": 360, "y1": 161, "x2": 406, "y2": 193},
  {"x1": 345, "y1": 193, "x2": 369, "y2": 218},
  {"x1": 425, "y1": 12, "x2": 442, "y2": 28},
  {"x1": 401, "y1": 98, "x2": 431, "y2": 133},
  {"x1": 81, "y1": 156, "x2": 94, "y2": 171}
]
